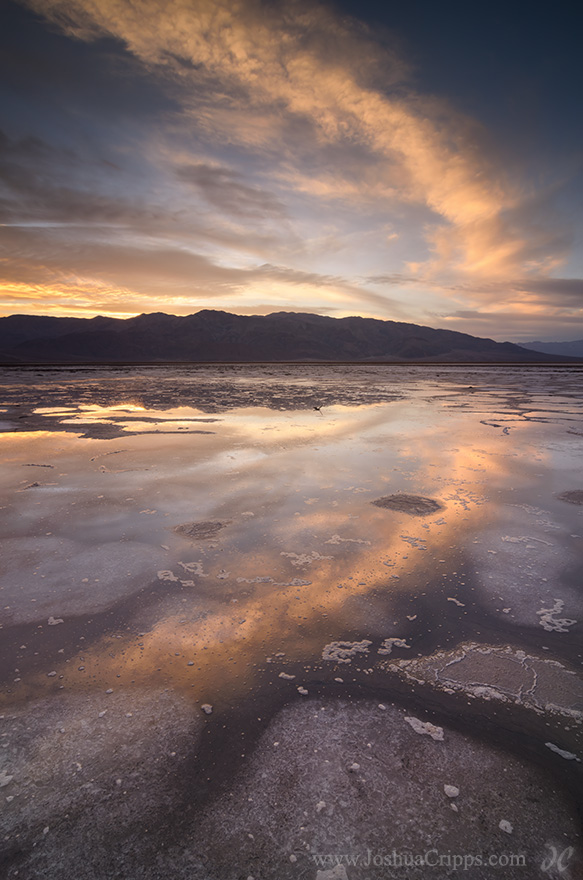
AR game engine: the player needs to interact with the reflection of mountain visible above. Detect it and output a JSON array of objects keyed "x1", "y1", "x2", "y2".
[
  {"x1": 0, "y1": 310, "x2": 581, "y2": 363},
  {"x1": 520, "y1": 339, "x2": 583, "y2": 358}
]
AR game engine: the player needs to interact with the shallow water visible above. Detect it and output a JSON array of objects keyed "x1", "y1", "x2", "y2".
[{"x1": 1, "y1": 364, "x2": 582, "y2": 878}]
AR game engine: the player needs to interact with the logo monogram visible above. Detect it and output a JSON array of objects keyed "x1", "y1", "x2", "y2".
[{"x1": 541, "y1": 845, "x2": 574, "y2": 874}]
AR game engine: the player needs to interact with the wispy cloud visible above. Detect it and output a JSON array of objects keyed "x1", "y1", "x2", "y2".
[
  {"x1": 1, "y1": 0, "x2": 578, "y2": 333},
  {"x1": 175, "y1": 162, "x2": 287, "y2": 220},
  {"x1": 25, "y1": 1, "x2": 570, "y2": 276}
]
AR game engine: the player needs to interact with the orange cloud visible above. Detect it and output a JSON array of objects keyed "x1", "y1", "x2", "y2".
[
  {"x1": 11, "y1": 0, "x2": 575, "y2": 332},
  {"x1": 23, "y1": 0, "x2": 530, "y2": 283}
]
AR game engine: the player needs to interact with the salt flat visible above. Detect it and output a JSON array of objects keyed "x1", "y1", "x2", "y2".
[{"x1": 0, "y1": 364, "x2": 581, "y2": 879}]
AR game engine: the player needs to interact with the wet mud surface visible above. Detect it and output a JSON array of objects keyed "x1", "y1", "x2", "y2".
[
  {"x1": 371, "y1": 494, "x2": 442, "y2": 516},
  {"x1": 0, "y1": 364, "x2": 582, "y2": 879}
]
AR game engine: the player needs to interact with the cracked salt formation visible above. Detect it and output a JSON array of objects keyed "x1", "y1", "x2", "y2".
[
  {"x1": 466, "y1": 501, "x2": 583, "y2": 628},
  {"x1": 393, "y1": 641, "x2": 583, "y2": 722}
]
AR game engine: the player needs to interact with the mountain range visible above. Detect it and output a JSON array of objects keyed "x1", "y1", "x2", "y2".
[
  {"x1": 0, "y1": 311, "x2": 580, "y2": 364},
  {"x1": 520, "y1": 339, "x2": 583, "y2": 358}
]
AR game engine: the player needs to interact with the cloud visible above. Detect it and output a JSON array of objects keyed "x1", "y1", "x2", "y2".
[
  {"x1": 515, "y1": 277, "x2": 583, "y2": 306},
  {"x1": 439, "y1": 308, "x2": 583, "y2": 343},
  {"x1": 176, "y1": 162, "x2": 286, "y2": 219},
  {"x1": 23, "y1": 0, "x2": 564, "y2": 283},
  {"x1": 2, "y1": 0, "x2": 576, "y2": 335},
  {"x1": 436, "y1": 275, "x2": 583, "y2": 341},
  {"x1": 0, "y1": 126, "x2": 297, "y2": 266},
  {"x1": 0, "y1": 128, "x2": 163, "y2": 228},
  {"x1": 0, "y1": 221, "x2": 405, "y2": 319}
]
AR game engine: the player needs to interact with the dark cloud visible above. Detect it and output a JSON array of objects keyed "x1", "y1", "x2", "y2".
[
  {"x1": 365, "y1": 273, "x2": 425, "y2": 286},
  {"x1": 439, "y1": 310, "x2": 583, "y2": 344},
  {"x1": 514, "y1": 277, "x2": 583, "y2": 306},
  {"x1": 176, "y1": 163, "x2": 287, "y2": 220},
  {"x1": 0, "y1": 129, "x2": 161, "y2": 227},
  {"x1": 0, "y1": 128, "x2": 293, "y2": 264}
]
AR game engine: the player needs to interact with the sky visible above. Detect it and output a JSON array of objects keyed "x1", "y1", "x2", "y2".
[{"x1": 0, "y1": 0, "x2": 581, "y2": 342}]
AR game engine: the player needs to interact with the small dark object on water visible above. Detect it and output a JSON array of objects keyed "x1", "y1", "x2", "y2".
[
  {"x1": 372, "y1": 494, "x2": 442, "y2": 516},
  {"x1": 173, "y1": 521, "x2": 229, "y2": 540},
  {"x1": 557, "y1": 490, "x2": 583, "y2": 506}
]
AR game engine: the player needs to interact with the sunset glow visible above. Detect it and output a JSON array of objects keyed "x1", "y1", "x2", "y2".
[{"x1": 1, "y1": 0, "x2": 581, "y2": 340}]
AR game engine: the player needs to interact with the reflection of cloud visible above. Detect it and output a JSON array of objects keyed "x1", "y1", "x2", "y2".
[{"x1": 9, "y1": 382, "x2": 544, "y2": 704}]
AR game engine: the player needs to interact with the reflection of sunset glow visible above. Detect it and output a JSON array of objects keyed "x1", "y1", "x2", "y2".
[
  {"x1": 3, "y1": 378, "x2": 557, "y2": 709},
  {"x1": 78, "y1": 404, "x2": 147, "y2": 413}
]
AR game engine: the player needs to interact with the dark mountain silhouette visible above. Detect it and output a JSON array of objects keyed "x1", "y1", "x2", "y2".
[{"x1": 0, "y1": 310, "x2": 580, "y2": 364}]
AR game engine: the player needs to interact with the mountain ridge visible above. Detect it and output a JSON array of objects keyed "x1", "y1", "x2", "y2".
[
  {"x1": 520, "y1": 339, "x2": 583, "y2": 358},
  {"x1": 0, "y1": 311, "x2": 580, "y2": 364}
]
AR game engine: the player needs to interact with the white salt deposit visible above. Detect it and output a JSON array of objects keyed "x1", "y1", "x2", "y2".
[
  {"x1": 157, "y1": 570, "x2": 179, "y2": 582},
  {"x1": 404, "y1": 717, "x2": 444, "y2": 741},
  {"x1": 322, "y1": 640, "x2": 372, "y2": 664},
  {"x1": 280, "y1": 550, "x2": 333, "y2": 567},
  {"x1": 545, "y1": 742, "x2": 581, "y2": 762},
  {"x1": 324, "y1": 534, "x2": 371, "y2": 545},
  {"x1": 378, "y1": 638, "x2": 411, "y2": 655},
  {"x1": 537, "y1": 599, "x2": 577, "y2": 633},
  {"x1": 178, "y1": 561, "x2": 208, "y2": 578}
]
